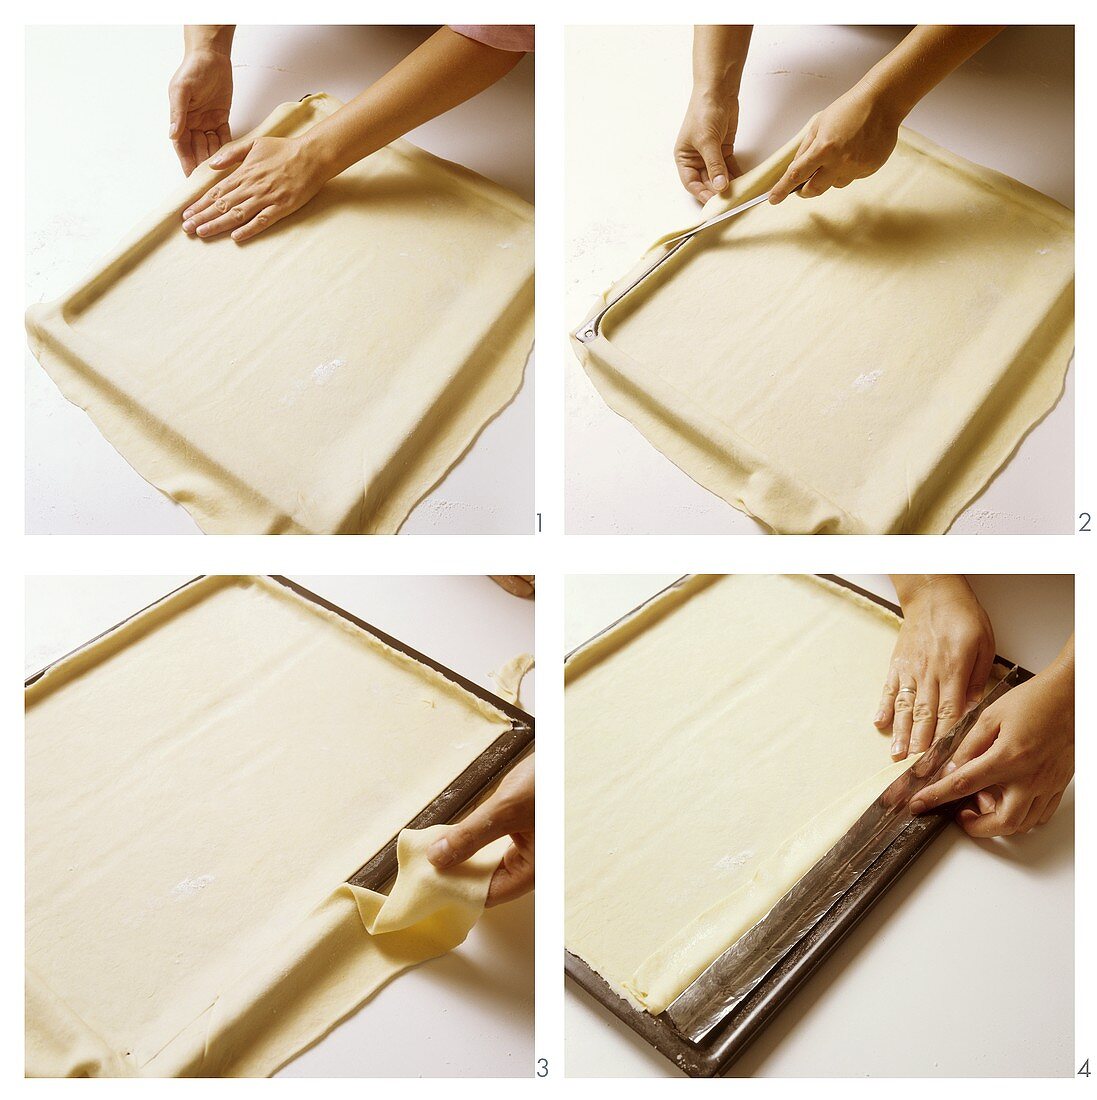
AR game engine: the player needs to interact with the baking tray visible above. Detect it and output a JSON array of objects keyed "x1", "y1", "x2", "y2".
[
  {"x1": 564, "y1": 574, "x2": 1030, "y2": 1077},
  {"x1": 26, "y1": 575, "x2": 534, "y2": 895}
]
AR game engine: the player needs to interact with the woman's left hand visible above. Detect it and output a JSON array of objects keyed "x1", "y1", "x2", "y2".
[{"x1": 181, "y1": 135, "x2": 331, "y2": 243}]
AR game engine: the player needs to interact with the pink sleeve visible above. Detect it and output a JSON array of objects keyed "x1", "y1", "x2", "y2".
[{"x1": 450, "y1": 25, "x2": 534, "y2": 53}]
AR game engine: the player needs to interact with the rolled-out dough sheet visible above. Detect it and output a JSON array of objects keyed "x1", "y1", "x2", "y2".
[
  {"x1": 564, "y1": 574, "x2": 916, "y2": 1013},
  {"x1": 25, "y1": 576, "x2": 514, "y2": 1077},
  {"x1": 573, "y1": 130, "x2": 1074, "y2": 534},
  {"x1": 26, "y1": 94, "x2": 534, "y2": 534}
]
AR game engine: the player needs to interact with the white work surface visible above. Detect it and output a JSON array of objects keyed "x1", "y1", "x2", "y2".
[
  {"x1": 25, "y1": 26, "x2": 534, "y2": 535},
  {"x1": 564, "y1": 574, "x2": 1074, "y2": 1077},
  {"x1": 565, "y1": 26, "x2": 1075, "y2": 534},
  {"x1": 24, "y1": 575, "x2": 535, "y2": 1078}
]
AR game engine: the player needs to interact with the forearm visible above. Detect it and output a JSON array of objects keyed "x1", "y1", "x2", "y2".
[
  {"x1": 184, "y1": 25, "x2": 235, "y2": 56},
  {"x1": 692, "y1": 25, "x2": 752, "y2": 98},
  {"x1": 856, "y1": 25, "x2": 1003, "y2": 123},
  {"x1": 300, "y1": 26, "x2": 524, "y2": 180}
]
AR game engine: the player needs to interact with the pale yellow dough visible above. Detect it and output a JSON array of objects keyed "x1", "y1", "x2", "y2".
[
  {"x1": 564, "y1": 575, "x2": 912, "y2": 1012},
  {"x1": 27, "y1": 94, "x2": 534, "y2": 534},
  {"x1": 25, "y1": 576, "x2": 513, "y2": 1076},
  {"x1": 573, "y1": 130, "x2": 1074, "y2": 534}
]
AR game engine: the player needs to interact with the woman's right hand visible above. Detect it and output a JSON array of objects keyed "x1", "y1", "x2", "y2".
[
  {"x1": 168, "y1": 46, "x2": 234, "y2": 176},
  {"x1": 674, "y1": 92, "x2": 742, "y2": 204},
  {"x1": 877, "y1": 576, "x2": 997, "y2": 760}
]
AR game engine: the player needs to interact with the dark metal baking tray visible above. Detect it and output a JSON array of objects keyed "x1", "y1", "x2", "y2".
[
  {"x1": 564, "y1": 573, "x2": 1029, "y2": 1077},
  {"x1": 26, "y1": 574, "x2": 534, "y2": 895}
]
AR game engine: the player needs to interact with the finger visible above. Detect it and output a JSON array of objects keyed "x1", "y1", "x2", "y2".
[
  {"x1": 174, "y1": 133, "x2": 198, "y2": 178},
  {"x1": 183, "y1": 177, "x2": 242, "y2": 224},
  {"x1": 769, "y1": 147, "x2": 824, "y2": 204},
  {"x1": 184, "y1": 185, "x2": 245, "y2": 234},
  {"x1": 232, "y1": 205, "x2": 286, "y2": 243},
  {"x1": 934, "y1": 675, "x2": 968, "y2": 742},
  {"x1": 911, "y1": 752, "x2": 999, "y2": 814},
  {"x1": 697, "y1": 140, "x2": 729, "y2": 194},
  {"x1": 873, "y1": 670, "x2": 900, "y2": 730},
  {"x1": 1039, "y1": 791, "x2": 1063, "y2": 825},
  {"x1": 193, "y1": 197, "x2": 261, "y2": 240},
  {"x1": 967, "y1": 648, "x2": 997, "y2": 709},
  {"x1": 167, "y1": 82, "x2": 189, "y2": 140},
  {"x1": 485, "y1": 840, "x2": 535, "y2": 907},
  {"x1": 209, "y1": 138, "x2": 254, "y2": 172},
  {"x1": 973, "y1": 786, "x2": 999, "y2": 815},
  {"x1": 890, "y1": 678, "x2": 918, "y2": 760},
  {"x1": 192, "y1": 129, "x2": 210, "y2": 169},
  {"x1": 961, "y1": 789, "x2": 1034, "y2": 838},
  {"x1": 908, "y1": 678, "x2": 940, "y2": 756},
  {"x1": 727, "y1": 152, "x2": 743, "y2": 178},
  {"x1": 676, "y1": 162, "x2": 709, "y2": 203},
  {"x1": 429, "y1": 809, "x2": 512, "y2": 866},
  {"x1": 797, "y1": 167, "x2": 836, "y2": 199}
]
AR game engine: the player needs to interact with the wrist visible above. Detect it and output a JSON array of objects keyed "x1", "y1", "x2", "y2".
[
  {"x1": 297, "y1": 128, "x2": 344, "y2": 182},
  {"x1": 851, "y1": 73, "x2": 910, "y2": 129},
  {"x1": 894, "y1": 575, "x2": 972, "y2": 610},
  {"x1": 184, "y1": 25, "x2": 235, "y2": 57},
  {"x1": 692, "y1": 78, "x2": 739, "y2": 107}
]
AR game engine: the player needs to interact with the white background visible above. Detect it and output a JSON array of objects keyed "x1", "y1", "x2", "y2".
[
  {"x1": 25, "y1": 25, "x2": 535, "y2": 535},
  {"x1": 566, "y1": 25, "x2": 1075, "y2": 534},
  {"x1": 8, "y1": 0, "x2": 1093, "y2": 1090},
  {"x1": 564, "y1": 574, "x2": 1074, "y2": 1077},
  {"x1": 24, "y1": 575, "x2": 535, "y2": 1077}
]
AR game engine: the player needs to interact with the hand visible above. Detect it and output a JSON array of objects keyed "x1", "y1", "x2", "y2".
[
  {"x1": 910, "y1": 655, "x2": 1074, "y2": 837},
  {"x1": 181, "y1": 136, "x2": 331, "y2": 243},
  {"x1": 876, "y1": 577, "x2": 996, "y2": 760},
  {"x1": 674, "y1": 92, "x2": 742, "y2": 204},
  {"x1": 427, "y1": 756, "x2": 534, "y2": 907},
  {"x1": 168, "y1": 48, "x2": 234, "y2": 177},
  {"x1": 769, "y1": 84, "x2": 901, "y2": 203}
]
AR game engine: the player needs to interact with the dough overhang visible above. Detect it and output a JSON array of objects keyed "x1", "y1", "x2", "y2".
[{"x1": 27, "y1": 94, "x2": 534, "y2": 534}]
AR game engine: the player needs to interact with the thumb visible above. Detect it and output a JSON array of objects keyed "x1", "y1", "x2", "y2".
[
  {"x1": 209, "y1": 138, "x2": 253, "y2": 170},
  {"x1": 698, "y1": 139, "x2": 729, "y2": 193},
  {"x1": 427, "y1": 803, "x2": 513, "y2": 870},
  {"x1": 949, "y1": 712, "x2": 1000, "y2": 770},
  {"x1": 168, "y1": 82, "x2": 189, "y2": 140}
]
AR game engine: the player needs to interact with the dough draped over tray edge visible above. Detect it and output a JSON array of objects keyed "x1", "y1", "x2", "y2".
[
  {"x1": 26, "y1": 94, "x2": 535, "y2": 535},
  {"x1": 571, "y1": 127, "x2": 1074, "y2": 535}
]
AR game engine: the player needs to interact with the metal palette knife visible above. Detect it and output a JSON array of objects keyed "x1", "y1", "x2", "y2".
[
  {"x1": 665, "y1": 666, "x2": 1026, "y2": 1044},
  {"x1": 574, "y1": 178, "x2": 813, "y2": 344}
]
